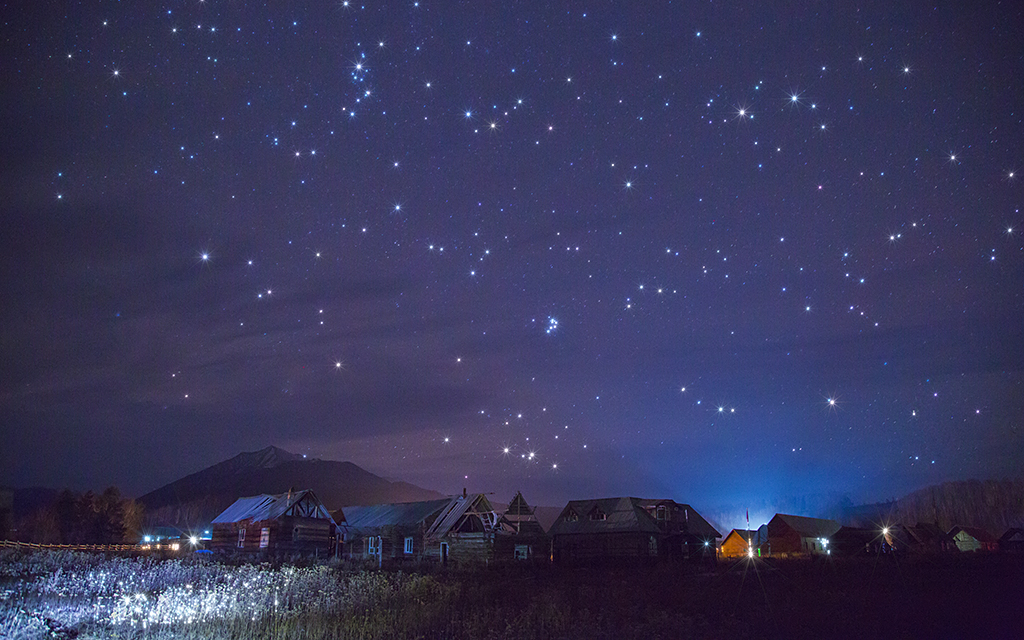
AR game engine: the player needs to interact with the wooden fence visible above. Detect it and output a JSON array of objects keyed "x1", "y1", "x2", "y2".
[{"x1": 0, "y1": 540, "x2": 151, "y2": 552}]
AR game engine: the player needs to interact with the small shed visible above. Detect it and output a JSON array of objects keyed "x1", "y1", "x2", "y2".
[
  {"x1": 211, "y1": 489, "x2": 336, "y2": 556},
  {"x1": 998, "y1": 528, "x2": 1024, "y2": 553},
  {"x1": 721, "y1": 527, "x2": 768, "y2": 558},
  {"x1": 765, "y1": 513, "x2": 841, "y2": 557},
  {"x1": 949, "y1": 526, "x2": 999, "y2": 552}
]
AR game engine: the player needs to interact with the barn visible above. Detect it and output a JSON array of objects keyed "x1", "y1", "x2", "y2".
[
  {"x1": 765, "y1": 513, "x2": 841, "y2": 557},
  {"x1": 210, "y1": 489, "x2": 337, "y2": 556}
]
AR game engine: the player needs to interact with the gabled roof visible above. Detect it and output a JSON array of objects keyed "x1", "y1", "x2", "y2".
[
  {"x1": 949, "y1": 526, "x2": 998, "y2": 543},
  {"x1": 342, "y1": 498, "x2": 452, "y2": 535},
  {"x1": 548, "y1": 497, "x2": 663, "y2": 536},
  {"x1": 635, "y1": 499, "x2": 721, "y2": 538},
  {"x1": 425, "y1": 494, "x2": 498, "y2": 539},
  {"x1": 500, "y1": 491, "x2": 547, "y2": 535},
  {"x1": 506, "y1": 491, "x2": 534, "y2": 517},
  {"x1": 911, "y1": 522, "x2": 951, "y2": 541},
  {"x1": 725, "y1": 528, "x2": 767, "y2": 546},
  {"x1": 1000, "y1": 528, "x2": 1024, "y2": 543},
  {"x1": 211, "y1": 489, "x2": 335, "y2": 525},
  {"x1": 770, "y1": 513, "x2": 841, "y2": 539},
  {"x1": 833, "y1": 526, "x2": 880, "y2": 543}
]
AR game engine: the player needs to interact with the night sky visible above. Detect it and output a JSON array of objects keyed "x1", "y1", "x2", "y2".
[{"x1": 2, "y1": 1, "x2": 1022, "y2": 515}]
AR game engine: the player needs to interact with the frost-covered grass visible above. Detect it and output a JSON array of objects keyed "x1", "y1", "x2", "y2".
[
  {"x1": 1, "y1": 549, "x2": 1021, "y2": 639},
  {"x1": 0, "y1": 549, "x2": 451, "y2": 639}
]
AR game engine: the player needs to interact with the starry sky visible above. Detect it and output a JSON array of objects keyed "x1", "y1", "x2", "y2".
[{"x1": 1, "y1": 1, "x2": 1021, "y2": 514}]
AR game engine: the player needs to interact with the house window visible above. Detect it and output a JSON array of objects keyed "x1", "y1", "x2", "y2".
[
  {"x1": 648, "y1": 536, "x2": 658, "y2": 556},
  {"x1": 514, "y1": 544, "x2": 529, "y2": 560},
  {"x1": 405, "y1": 537, "x2": 414, "y2": 554},
  {"x1": 237, "y1": 528, "x2": 245, "y2": 548},
  {"x1": 367, "y1": 537, "x2": 379, "y2": 555},
  {"x1": 259, "y1": 528, "x2": 269, "y2": 548},
  {"x1": 656, "y1": 505, "x2": 667, "y2": 521},
  {"x1": 589, "y1": 507, "x2": 606, "y2": 521},
  {"x1": 566, "y1": 509, "x2": 579, "y2": 522}
]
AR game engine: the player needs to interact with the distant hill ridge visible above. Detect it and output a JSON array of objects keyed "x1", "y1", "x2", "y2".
[
  {"x1": 138, "y1": 446, "x2": 444, "y2": 528},
  {"x1": 889, "y1": 478, "x2": 1024, "y2": 534}
]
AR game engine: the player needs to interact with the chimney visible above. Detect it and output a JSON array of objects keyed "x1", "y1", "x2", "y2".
[{"x1": 463, "y1": 487, "x2": 467, "y2": 499}]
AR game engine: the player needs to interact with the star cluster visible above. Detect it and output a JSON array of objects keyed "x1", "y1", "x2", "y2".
[{"x1": 0, "y1": 1, "x2": 1021, "y2": 508}]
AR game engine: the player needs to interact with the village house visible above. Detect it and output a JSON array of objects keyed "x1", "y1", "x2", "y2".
[
  {"x1": 830, "y1": 526, "x2": 884, "y2": 556},
  {"x1": 998, "y1": 528, "x2": 1024, "y2": 553},
  {"x1": 721, "y1": 526, "x2": 768, "y2": 558},
  {"x1": 635, "y1": 499, "x2": 721, "y2": 560},
  {"x1": 765, "y1": 513, "x2": 841, "y2": 557},
  {"x1": 883, "y1": 522, "x2": 957, "y2": 554},
  {"x1": 948, "y1": 526, "x2": 999, "y2": 552},
  {"x1": 344, "y1": 491, "x2": 538, "y2": 566},
  {"x1": 342, "y1": 497, "x2": 452, "y2": 561},
  {"x1": 494, "y1": 491, "x2": 548, "y2": 561},
  {"x1": 420, "y1": 492, "x2": 502, "y2": 565},
  {"x1": 210, "y1": 489, "x2": 337, "y2": 556},
  {"x1": 548, "y1": 497, "x2": 719, "y2": 564}
]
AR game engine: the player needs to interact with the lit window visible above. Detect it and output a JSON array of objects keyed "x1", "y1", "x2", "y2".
[
  {"x1": 237, "y1": 528, "x2": 245, "y2": 548},
  {"x1": 405, "y1": 537, "x2": 414, "y2": 554}
]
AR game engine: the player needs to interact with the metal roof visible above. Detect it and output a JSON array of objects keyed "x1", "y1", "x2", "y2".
[
  {"x1": 425, "y1": 494, "x2": 497, "y2": 539},
  {"x1": 635, "y1": 499, "x2": 721, "y2": 539},
  {"x1": 725, "y1": 528, "x2": 768, "y2": 546},
  {"x1": 950, "y1": 526, "x2": 998, "y2": 543},
  {"x1": 548, "y1": 497, "x2": 664, "y2": 536},
  {"x1": 342, "y1": 498, "x2": 452, "y2": 535},
  {"x1": 771, "y1": 513, "x2": 841, "y2": 538},
  {"x1": 211, "y1": 489, "x2": 335, "y2": 525}
]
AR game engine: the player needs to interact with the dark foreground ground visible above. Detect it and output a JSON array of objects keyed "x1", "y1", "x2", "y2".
[
  {"x1": 435, "y1": 554, "x2": 1021, "y2": 640},
  {"x1": 2, "y1": 551, "x2": 1021, "y2": 639}
]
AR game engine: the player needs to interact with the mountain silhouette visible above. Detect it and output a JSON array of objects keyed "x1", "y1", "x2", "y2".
[{"x1": 138, "y1": 446, "x2": 444, "y2": 528}]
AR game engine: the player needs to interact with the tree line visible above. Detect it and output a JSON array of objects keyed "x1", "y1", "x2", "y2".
[{"x1": 16, "y1": 487, "x2": 144, "y2": 544}]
